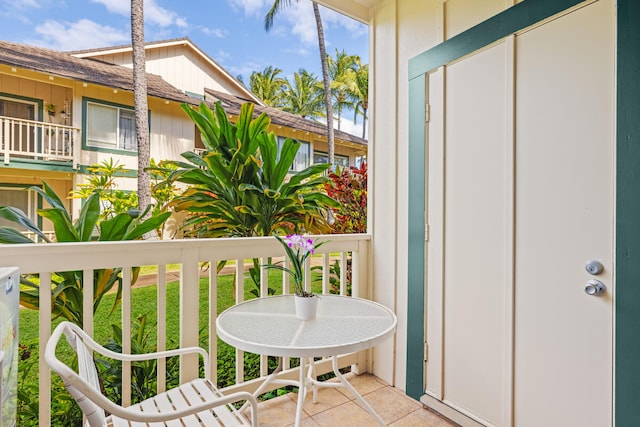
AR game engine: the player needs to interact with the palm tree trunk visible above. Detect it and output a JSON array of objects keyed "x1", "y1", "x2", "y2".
[
  {"x1": 131, "y1": 0, "x2": 152, "y2": 220},
  {"x1": 362, "y1": 105, "x2": 367, "y2": 139},
  {"x1": 313, "y1": 2, "x2": 335, "y2": 166}
]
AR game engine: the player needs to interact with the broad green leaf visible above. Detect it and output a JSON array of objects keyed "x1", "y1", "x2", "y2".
[
  {"x1": 76, "y1": 192, "x2": 101, "y2": 241},
  {"x1": 123, "y1": 211, "x2": 171, "y2": 240},
  {"x1": 33, "y1": 181, "x2": 68, "y2": 211},
  {"x1": 0, "y1": 226, "x2": 35, "y2": 243},
  {"x1": 38, "y1": 208, "x2": 79, "y2": 242},
  {"x1": 99, "y1": 213, "x2": 134, "y2": 241},
  {"x1": 0, "y1": 206, "x2": 48, "y2": 241}
]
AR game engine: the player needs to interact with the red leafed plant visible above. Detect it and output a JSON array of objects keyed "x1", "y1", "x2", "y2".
[{"x1": 324, "y1": 162, "x2": 367, "y2": 234}]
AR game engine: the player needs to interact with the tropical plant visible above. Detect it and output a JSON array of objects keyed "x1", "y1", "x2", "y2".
[
  {"x1": 350, "y1": 58, "x2": 369, "y2": 138},
  {"x1": 155, "y1": 101, "x2": 338, "y2": 296},
  {"x1": 281, "y1": 70, "x2": 325, "y2": 120},
  {"x1": 98, "y1": 314, "x2": 181, "y2": 405},
  {"x1": 0, "y1": 181, "x2": 170, "y2": 328},
  {"x1": 71, "y1": 158, "x2": 138, "y2": 220},
  {"x1": 250, "y1": 66, "x2": 287, "y2": 108},
  {"x1": 324, "y1": 162, "x2": 367, "y2": 234},
  {"x1": 72, "y1": 158, "x2": 180, "y2": 237},
  {"x1": 328, "y1": 49, "x2": 358, "y2": 130},
  {"x1": 265, "y1": 0, "x2": 336, "y2": 165},
  {"x1": 312, "y1": 258, "x2": 352, "y2": 296},
  {"x1": 156, "y1": 101, "x2": 338, "y2": 238}
]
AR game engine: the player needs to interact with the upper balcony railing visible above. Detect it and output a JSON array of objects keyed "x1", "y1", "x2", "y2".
[
  {"x1": 0, "y1": 234, "x2": 372, "y2": 426},
  {"x1": 0, "y1": 116, "x2": 80, "y2": 168}
]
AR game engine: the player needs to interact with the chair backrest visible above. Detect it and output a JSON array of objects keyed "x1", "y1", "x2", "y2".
[{"x1": 45, "y1": 322, "x2": 106, "y2": 427}]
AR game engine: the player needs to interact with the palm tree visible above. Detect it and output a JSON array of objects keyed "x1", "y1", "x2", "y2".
[
  {"x1": 349, "y1": 58, "x2": 369, "y2": 139},
  {"x1": 131, "y1": 0, "x2": 151, "y2": 217},
  {"x1": 250, "y1": 66, "x2": 287, "y2": 107},
  {"x1": 265, "y1": 0, "x2": 335, "y2": 166},
  {"x1": 328, "y1": 49, "x2": 358, "y2": 130},
  {"x1": 282, "y1": 70, "x2": 325, "y2": 119}
]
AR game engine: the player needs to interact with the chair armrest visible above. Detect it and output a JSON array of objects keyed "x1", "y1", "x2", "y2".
[{"x1": 58, "y1": 322, "x2": 211, "y2": 377}]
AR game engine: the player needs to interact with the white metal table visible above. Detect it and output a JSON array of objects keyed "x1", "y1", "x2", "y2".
[{"x1": 216, "y1": 294, "x2": 397, "y2": 426}]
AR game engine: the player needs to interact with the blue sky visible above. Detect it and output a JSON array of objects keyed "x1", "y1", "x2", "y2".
[{"x1": 0, "y1": 0, "x2": 368, "y2": 135}]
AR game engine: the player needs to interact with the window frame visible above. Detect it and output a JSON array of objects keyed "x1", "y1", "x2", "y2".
[
  {"x1": 277, "y1": 136, "x2": 310, "y2": 172},
  {"x1": 82, "y1": 97, "x2": 147, "y2": 155},
  {"x1": 313, "y1": 151, "x2": 350, "y2": 169}
]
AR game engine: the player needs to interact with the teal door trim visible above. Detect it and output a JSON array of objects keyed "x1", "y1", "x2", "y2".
[
  {"x1": 406, "y1": 75, "x2": 426, "y2": 399},
  {"x1": 407, "y1": 0, "x2": 632, "y2": 412},
  {"x1": 614, "y1": 1, "x2": 640, "y2": 425},
  {"x1": 408, "y1": 0, "x2": 583, "y2": 80}
]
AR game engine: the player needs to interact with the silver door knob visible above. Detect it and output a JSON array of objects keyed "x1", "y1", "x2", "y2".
[{"x1": 585, "y1": 279, "x2": 606, "y2": 296}]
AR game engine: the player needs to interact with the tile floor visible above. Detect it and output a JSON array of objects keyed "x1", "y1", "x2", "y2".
[{"x1": 254, "y1": 372, "x2": 459, "y2": 427}]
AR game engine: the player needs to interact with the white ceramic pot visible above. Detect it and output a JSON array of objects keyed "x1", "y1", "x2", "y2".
[{"x1": 294, "y1": 294, "x2": 319, "y2": 320}]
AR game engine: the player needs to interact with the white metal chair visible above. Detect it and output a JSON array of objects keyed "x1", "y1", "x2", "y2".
[{"x1": 45, "y1": 321, "x2": 258, "y2": 427}]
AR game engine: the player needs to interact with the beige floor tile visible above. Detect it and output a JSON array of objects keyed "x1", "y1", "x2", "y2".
[
  {"x1": 389, "y1": 407, "x2": 459, "y2": 427},
  {"x1": 333, "y1": 372, "x2": 387, "y2": 399},
  {"x1": 257, "y1": 394, "x2": 307, "y2": 427},
  {"x1": 353, "y1": 385, "x2": 423, "y2": 424},
  {"x1": 289, "y1": 385, "x2": 351, "y2": 416},
  {"x1": 254, "y1": 374, "x2": 460, "y2": 427},
  {"x1": 310, "y1": 400, "x2": 382, "y2": 427},
  {"x1": 285, "y1": 417, "x2": 322, "y2": 427}
]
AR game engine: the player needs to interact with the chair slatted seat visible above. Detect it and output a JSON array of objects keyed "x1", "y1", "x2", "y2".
[{"x1": 45, "y1": 321, "x2": 258, "y2": 427}]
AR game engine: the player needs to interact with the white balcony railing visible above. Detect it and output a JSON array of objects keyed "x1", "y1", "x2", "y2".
[
  {"x1": 0, "y1": 116, "x2": 80, "y2": 168},
  {"x1": 0, "y1": 234, "x2": 371, "y2": 426}
]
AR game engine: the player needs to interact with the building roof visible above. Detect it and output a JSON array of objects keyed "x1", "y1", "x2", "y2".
[
  {"x1": 69, "y1": 37, "x2": 261, "y2": 105},
  {"x1": 205, "y1": 88, "x2": 367, "y2": 146},
  {"x1": 0, "y1": 40, "x2": 191, "y2": 104}
]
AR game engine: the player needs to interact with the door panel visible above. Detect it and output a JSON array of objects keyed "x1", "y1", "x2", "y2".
[
  {"x1": 443, "y1": 41, "x2": 510, "y2": 427},
  {"x1": 424, "y1": 1, "x2": 614, "y2": 426},
  {"x1": 513, "y1": 1, "x2": 614, "y2": 426},
  {"x1": 0, "y1": 98, "x2": 36, "y2": 154}
]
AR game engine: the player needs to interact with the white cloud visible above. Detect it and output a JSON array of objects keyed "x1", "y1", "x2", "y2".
[
  {"x1": 228, "y1": 1, "x2": 366, "y2": 47},
  {"x1": 201, "y1": 27, "x2": 229, "y2": 38},
  {"x1": 90, "y1": 0, "x2": 129, "y2": 15},
  {"x1": 4, "y1": 0, "x2": 40, "y2": 9},
  {"x1": 227, "y1": 60, "x2": 263, "y2": 82},
  {"x1": 91, "y1": 0, "x2": 187, "y2": 28},
  {"x1": 215, "y1": 49, "x2": 231, "y2": 61},
  {"x1": 227, "y1": 0, "x2": 270, "y2": 17},
  {"x1": 322, "y1": 7, "x2": 368, "y2": 37},
  {"x1": 338, "y1": 117, "x2": 367, "y2": 139},
  {"x1": 315, "y1": 116, "x2": 367, "y2": 139},
  {"x1": 27, "y1": 19, "x2": 129, "y2": 51}
]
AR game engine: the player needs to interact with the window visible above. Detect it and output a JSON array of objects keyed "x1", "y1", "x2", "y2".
[
  {"x1": 277, "y1": 137, "x2": 310, "y2": 171},
  {"x1": 313, "y1": 152, "x2": 350, "y2": 169},
  {"x1": 0, "y1": 186, "x2": 37, "y2": 230},
  {"x1": 86, "y1": 101, "x2": 137, "y2": 152}
]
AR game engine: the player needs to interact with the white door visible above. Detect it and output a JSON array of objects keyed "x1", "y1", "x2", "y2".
[{"x1": 424, "y1": 1, "x2": 614, "y2": 426}]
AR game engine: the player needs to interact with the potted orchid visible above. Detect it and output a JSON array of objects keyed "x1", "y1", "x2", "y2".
[{"x1": 267, "y1": 234, "x2": 326, "y2": 319}]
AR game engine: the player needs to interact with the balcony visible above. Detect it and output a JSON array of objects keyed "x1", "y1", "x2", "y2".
[
  {"x1": 0, "y1": 116, "x2": 80, "y2": 168},
  {"x1": 0, "y1": 234, "x2": 452, "y2": 426}
]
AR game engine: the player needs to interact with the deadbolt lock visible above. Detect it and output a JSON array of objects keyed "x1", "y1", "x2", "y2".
[{"x1": 585, "y1": 260, "x2": 604, "y2": 275}]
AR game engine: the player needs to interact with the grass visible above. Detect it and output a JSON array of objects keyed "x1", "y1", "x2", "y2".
[{"x1": 19, "y1": 267, "x2": 325, "y2": 377}]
